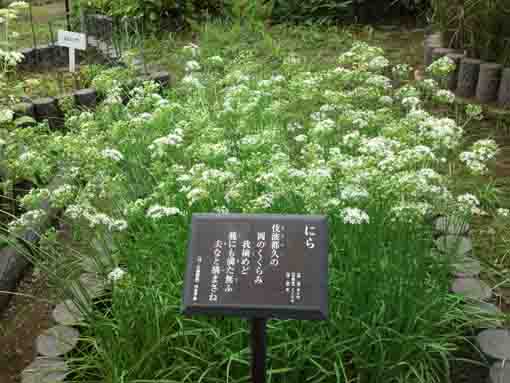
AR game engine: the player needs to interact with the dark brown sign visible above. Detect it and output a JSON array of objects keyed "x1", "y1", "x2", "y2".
[{"x1": 182, "y1": 214, "x2": 328, "y2": 320}]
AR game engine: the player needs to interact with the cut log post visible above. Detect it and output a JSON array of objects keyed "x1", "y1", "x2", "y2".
[
  {"x1": 150, "y1": 71, "x2": 171, "y2": 88},
  {"x1": 476, "y1": 63, "x2": 502, "y2": 103},
  {"x1": 424, "y1": 41, "x2": 441, "y2": 68},
  {"x1": 456, "y1": 58, "x2": 482, "y2": 98},
  {"x1": 35, "y1": 325, "x2": 80, "y2": 357},
  {"x1": 445, "y1": 53, "x2": 466, "y2": 91},
  {"x1": 497, "y1": 68, "x2": 510, "y2": 108},
  {"x1": 431, "y1": 47, "x2": 456, "y2": 63},
  {"x1": 74, "y1": 88, "x2": 97, "y2": 109},
  {"x1": 33, "y1": 97, "x2": 61, "y2": 130}
]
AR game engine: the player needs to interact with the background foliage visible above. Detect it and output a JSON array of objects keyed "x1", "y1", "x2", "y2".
[
  {"x1": 431, "y1": 0, "x2": 510, "y2": 65},
  {"x1": 80, "y1": 0, "x2": 431, "y2": 28}
]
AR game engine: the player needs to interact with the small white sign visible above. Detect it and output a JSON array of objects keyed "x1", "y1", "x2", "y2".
[
  {"x1": 57, "y1": 30, "x2": 86, "y2": 73},
  {"x1": 57, "y1": 30, "x2": 86, "y2": 50}
]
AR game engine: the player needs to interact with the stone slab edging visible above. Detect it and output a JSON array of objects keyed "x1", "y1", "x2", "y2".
[
  {"x1": 434, "y1": 215, "x2": 509, "y2": 383},
  {"x1": 423, "y1": 32, "x2": 510, "y2": 109}
]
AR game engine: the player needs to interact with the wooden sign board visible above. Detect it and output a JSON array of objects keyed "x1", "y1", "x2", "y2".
[{"x1": 182, "y1": 214, "x2": 329, "y2": 320}]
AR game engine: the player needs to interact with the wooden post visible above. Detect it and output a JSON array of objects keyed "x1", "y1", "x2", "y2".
[
  {"x1": 476, "y1": 63, "x2": 502, "y2": 103},
  {"x1": 251, "y1": 318, "x2": 267, "y2": 383},
  {"x1": 456, "y1": 58, "x2": 482, "y2": 98}
]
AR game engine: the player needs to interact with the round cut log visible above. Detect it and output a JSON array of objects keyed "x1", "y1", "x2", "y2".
[
  {"x1": 21, "y1": 357, "x2": 68, "y2": 383},
  {"x1": 452, "y1": 256, "x2": 481, "y2": 277},
  {"x1": 434, "y1": 216, "x2": 470, "y2": 235},
  {"x1": 451, "y1": 278, "x2": 492, "y2": 301},
  {"x1": 477, "y1": 329, "x2": 510, "y2": 360},
  {"x1": 490, "y1": 361, "x2": 510, "y2": 383},
  {"x1": 435, "y1": 235, "x2": 472, "y2": 255},
  {"x1": 74, "y1": 88, "x2": 97, "y2": 109},
  {"x1": 456, "y1": 58, "x2": 482, "y2": 98},
  {"x1": 35, "y1": 325, "x2": 80, "y2": 357},
  {"x1": 424, "y1": 41, "x2": 441, "y2": 67},
  {"x1": 446, "y1": 53, "x2": 466, "y2": 91},
  {"x1": 476, "y1": 63, "x2": 502, "y2": 103},
  {"x1": 498, "y1": 68, "x2": 510, "y2": 108},
  {"x1": 52, "y1": 300, "x2": 84, "y2": 326},
  {"x1": 431, "y1": 47, "x2": 456, "y2": 63}
]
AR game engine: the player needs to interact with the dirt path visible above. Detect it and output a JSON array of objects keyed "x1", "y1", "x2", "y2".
[{"x1": 0, "y1": 269, "x2": 54, "y2": 383}]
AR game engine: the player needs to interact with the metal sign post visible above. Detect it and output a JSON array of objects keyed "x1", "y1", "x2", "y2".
[
  {"x1": 182, "y1": 214, "x2": 329, "y2": 383},
  {"x1": 251, "y1": 318, "x2": 267, "y2": 383}
]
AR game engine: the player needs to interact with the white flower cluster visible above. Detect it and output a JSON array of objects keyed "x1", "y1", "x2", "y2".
[
  {"x1": 146, "y1": 205, "x2": 182, "y2": 219},
  {"x1": 426, "y1": 56, "x2": 455, "y2": 78},
  {"x1": 460, "y1": 139, "x2": 498, "y2": 175},
  {"x1": 339, "y1": 208, "x2": 370, "y2": 225},
  {"x1": 108, "y1": 267, "x2": 127, "y2": 282},
  {"x1": 101, "y1": 148, "x2": 124, "y2": 162},
  {"x1": 65, "y1": 205, "x2": 128, "y2": 232}
]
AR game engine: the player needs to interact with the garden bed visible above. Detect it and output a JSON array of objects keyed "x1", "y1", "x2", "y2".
[{"x1": 2, "y1": 19, "x2": 510, "y2": 383}]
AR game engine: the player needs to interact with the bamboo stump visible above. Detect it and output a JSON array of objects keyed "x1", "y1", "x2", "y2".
[
  {"x1": 456, "y1": 58, "x2": 482, "y2": 98},
  {"x1": 445, "y1": 53, "x2": 465, "y2": 91},
  {"x1": 476, "y1": 63, "x2": 502, "y2": 103},
  {"x1": 498, "y1": 68, "x2": 510, "y2": 108}
]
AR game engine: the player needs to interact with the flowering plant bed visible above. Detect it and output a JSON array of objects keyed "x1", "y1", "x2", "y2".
[{"x1": 5, "y1": 23, "x2": 508, "y2": 383}]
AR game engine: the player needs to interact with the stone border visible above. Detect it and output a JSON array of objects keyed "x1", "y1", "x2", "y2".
[
  {"x1": 434, "y1": 215, "x2": 508, "y2": 383},
  {"x1": 424, "y1": 32, "x2": 510, "y2": 109},
  {"x1": 12, "y1": 71, "x2": 171, "y2": 130}
]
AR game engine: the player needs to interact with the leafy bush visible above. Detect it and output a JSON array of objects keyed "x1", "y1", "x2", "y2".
[
  {"x1": 432, "y1": 0, "x2": 510, "y2": 65},
  {"x1": 81, "y1": 0, "x2": 430, "y2": 29}
]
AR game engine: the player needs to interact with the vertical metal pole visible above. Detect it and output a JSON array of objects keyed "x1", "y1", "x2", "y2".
[
  {"x1": 250, "y1": 318, "x2": 267, "y2": 383},
  {"x1": 65, "y1": 0, "x2": 71, "y2": 31}
]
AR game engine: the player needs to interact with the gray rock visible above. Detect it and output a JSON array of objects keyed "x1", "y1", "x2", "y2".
[
  {"x1": 435, "y1": 235, "x2": 472, "y2": 256},
  {"x1": 452, "y1": 255, "x2": 481, "y2": 277},
  {"x1": 52, "y1": 300, "x2": 84, "y2": 326},
  {"x1": 489, "y1": 360, "x2": 510, "y2": 383},
  {"x1": 71, "y1": 272, "x2": 105, "y2": 302},
  {"x1": 477, "y1": 329, "x2": 510, "y2": 360},
  {"x1": 466, "y1": 301, "x2": 503, "y2": 328},
  {"x1": 35, "y1": 325, "x2": 80, "y2": 357},
  {"x1": 0, "y1": 247, "x2": 30, "y2": 312},
  {"x1": 21, "y1": 357, "x2": 68, "y2": 383},
  {"x1": 434, "y1": 216, "x2": 470, "y2": 235},
  {"x1": 451, "y1": 277, "x2": 492, "y2": 300}
]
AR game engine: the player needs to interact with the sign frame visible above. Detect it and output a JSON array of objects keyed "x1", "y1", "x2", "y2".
[{"x1": 181, "y1": 213, "x2": 329, "y2": 321}]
